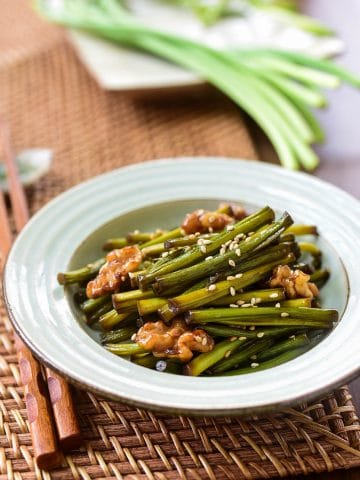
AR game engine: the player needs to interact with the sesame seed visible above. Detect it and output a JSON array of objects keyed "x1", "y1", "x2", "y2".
[
  {"x1": 194, "y1": 335, "x2": 202, "y2": 342},
  {"x1": 220, "y1": 248, "x2": 226, "y2": 256},
  {"x1": 241, "y1": 303, "x2": 251, "y2": 308},
  {"x1": 239, "y1": 336, "x2": 247, "y2": 341},
  {"x1": 131, "y1": 333, "x2": 137, "y2": 341},
  {"x1": 226, "y1": 224, "x2": 235, "y2": 231},
  {"x1": 249, "y1": 326, "x2": 256, "y2": 330},
  {"x1": 256, "y1": 297, "x2": 262, "y2": 304},
  {"x1": 161, "y1": 251, "x2": 169, "y2": 258},
  {"x1": 195, "y1": 232, "x2": 201, "y2": 236},
  {"x1": 235, "y1": 248, "x2": 241, "y2": 257},
  {"x1": 229, "y1": 303, "x2": 239, "y2": 308},
  {"x1": 184, "y1": 246, "x2": 191, "y2": 252},
  {"x1": 245, "y1": 236, "x2": 252, "y2": 242},
  {"x1": 226, "y1": 275, "x2": 235, "y2": 281},
  {"x1": 225, "y1": 240, "x2": 232, "y2": 247},
  {"x1": 225, "y1": 350, "x2": 232, "y2": 358},
  {"x1": 203, "y1": 239, "x2": 212, "y2": 245},
  {"x1": 189, "y1": 234, "x2": 195, "y2": 240},
  {"x1": 228, "y1": 259, "x2": 236, "y2": 267},
  {"x1": 121, "y1": 276, "x2": 126, "y2": 281},
  {"x1": 208, "y1": 215, "x2": 216, "y2": 223},
  {"x1": 230, "y1": 287, "x2": 236, "y2": 296},
  {"x1": 208, "y1": 227, "x2": 214, "y2": 233},
  {"x1": 257, "y1": 332, "x2": 265, "y2": 338},
  {"x1": 202, "y1": 337, "x2": 207, "y2": 346},
  {"x1": 197, "y1": 238, "x2": 204, "y2": 245},
  {"x1": 251, "y1": 362, "x2": 259, "y2": 368},
  {"x1": 235, "y1": 233, "x2": 245, "y2": 241},
  {"x1": 230, "y1": 336, "x2": 237, "y2": 342},
  {"x1": 235, "y1": 273, "x2": 243, "y2": 278},
  {"x1": 250, "y1": 355, "x2": 257, "y2": 360},
  {"x1": 200, "y1": 245, "x2": 207, "y2": 254},
  {"x1": 236, "y1": 300, "x2": 245, "y2": 306},
  {"x1": 205, "y1": 256, "x2": 213, "y2": 261},
  {"x1": 133, "y1": 229, "x2": 140, "y2": 234},
  {"x1": 275, "y1": 302, "x2": 281, "y2": 308},
  {"x1": 248, "y1": 232, "x2": 255, "y2": 235},
  {"x1": 250, "y1": 297, "x2": 256, "y2": 305},
  {"x1": 269, "y1": 292, "x2": 279, "y2": 298},
  {"x1": 289, "y1": 335, "x2": 296, "y2": 339},
  {"x1": 208, "y1": 284, "x2": 216, "y2": 291},
  {"x1": 229, "y1": 243, "x2": 235, "y2": 251},
  {"x1": 281, "y1": 312, "x2": 290, "y2": 317}
]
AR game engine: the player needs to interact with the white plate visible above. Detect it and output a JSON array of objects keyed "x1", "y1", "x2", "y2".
[
  {"x1": 4, "y1": 158, "x2": 360, "y2": 415},
  {"x1": 68, "y1": 0, "x2": 344, "y2": 91}
]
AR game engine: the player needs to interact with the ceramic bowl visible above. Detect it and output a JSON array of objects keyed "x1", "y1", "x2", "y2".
[{"x1": 3, "y1": 158, "x2": 360, "y2": 415}]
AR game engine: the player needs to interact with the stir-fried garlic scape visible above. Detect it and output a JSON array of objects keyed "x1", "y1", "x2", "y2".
[{"x1": 58, "y1": 204, "x2": 338, "y2": 376}]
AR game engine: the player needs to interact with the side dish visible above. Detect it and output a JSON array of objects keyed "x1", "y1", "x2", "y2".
[{"x1": 58, "y1": 204, "x2": 338, "y2": 376}]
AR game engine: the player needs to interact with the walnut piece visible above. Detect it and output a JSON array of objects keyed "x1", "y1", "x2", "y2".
[
  {"x1": 181, "y1": 209, "x2": 234, "y2": 235},
  {"x1": 135, "y1": 319, "x2": 214, "y2": 362},
  {"x1": 86, "y1": 245, "x2": 142, "y2": 298},
  {"x1": 269, "y1": 265, "x2": 319, "y2": 299},
  {"x1": 218, "y1": 202, "x2": 247, "y2": 220}
]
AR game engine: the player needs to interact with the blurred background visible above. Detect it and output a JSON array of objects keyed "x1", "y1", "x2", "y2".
[{"x1": 1, "y1": 1, "x2": 359, "y2": 197}]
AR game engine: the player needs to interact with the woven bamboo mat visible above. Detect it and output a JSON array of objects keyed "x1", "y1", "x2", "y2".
[{"x1": 0, "y1": 2, "x2": 360, "y2": 479}]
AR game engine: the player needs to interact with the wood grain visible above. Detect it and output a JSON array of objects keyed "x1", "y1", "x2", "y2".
[
  {"x1": 15, "y1": 337, "x2": 61, "y2": 470},
  {"x1": 45, "y1": 368, "x2": 82, "y2": 450}
]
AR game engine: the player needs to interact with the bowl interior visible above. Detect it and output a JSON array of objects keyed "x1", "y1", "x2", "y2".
[{"x1": 66, "y1": 198, "x2": 348, "y2": 349}]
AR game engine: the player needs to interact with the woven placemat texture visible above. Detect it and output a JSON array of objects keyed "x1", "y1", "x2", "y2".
[{"x1": 0, "y1": 2, "x2": 360, "y2": 479}]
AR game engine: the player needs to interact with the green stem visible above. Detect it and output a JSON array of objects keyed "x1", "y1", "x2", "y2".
[
  {"x1": 212, "y1": 288, "x2": 285, "y2": 306},
  {"x1": 141, "y1": 227, "x2": 182, "y2": 248},
  {"x1": 80, "y1": 294, "x2": 111, "y2": 313},
  {"x1": 86, "y1": 300, "x2": 113, "y2": 326},
  {"x1": 99, "y1": 310, "x2": 134, "y2": 330},
  {"x1": 185, "y1": 337, "x2": 246, "y2": 376},
  {"x1": 286, "y1": 224, "x2": 318, "y2": 236},
  {"x1": 187, "y1": 306, "x2": 337, "y2": 327},
  {"x1": 257, "y1": 333, "x2": 310, "y2": 361},
  {"x1": 57, "y1": 258, "x2": 105, "y2": 285},
  {"x1": 137, "y1": 297, "x2": 167, "y2": 317},
  {"x1": 139, "y1": 207, "x2": 275, "y2": 288},
  {"x1": 106, "y1": 343, "x2": 146, "y2": 356},
  {"x1": 212, "y1": 338, "x2": 274, "y2": 373},
  {"x1": 220, "y1": 345, "x2": 311, "y2": 375},
  {"x1": 101, "y1": 326, "x2": 138, "y2": 344},
  {"x1": 113, "y1": 289, "x2": 156, "y2": 312},
  {"x1": 103, "y1": 237, "x2": 128, "y2": 250},
  {"x1": 169, "y1": 253, "x2": 295, "y2": 314},
  {"x1": 202, "y1": 324, "x2": 299, "y2": 339}
]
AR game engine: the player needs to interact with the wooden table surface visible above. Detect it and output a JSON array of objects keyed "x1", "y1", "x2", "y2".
[{"x1": 274, "y1": 2, "x2": 360, "y2": 479}]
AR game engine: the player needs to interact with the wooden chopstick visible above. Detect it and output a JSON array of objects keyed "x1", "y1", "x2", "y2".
[
  {"x1": 0, "y1": 182, "x2": 61, "y2": 469},
  {"x1": 0, "y1": 122, "x2": 82, "y2": 465},
  {"x1": 0, "y1": 185, "x2": 12, "y2": 257}
]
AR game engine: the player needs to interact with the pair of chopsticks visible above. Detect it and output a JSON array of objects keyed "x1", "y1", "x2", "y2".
[{"x1": 0, "y1": 122, "x2": 82, "y2": 469}]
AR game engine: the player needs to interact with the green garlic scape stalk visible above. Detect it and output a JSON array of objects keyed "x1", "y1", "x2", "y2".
[
  {"x1": 35, "y1": 0, "x2": 360, "y2": 170},
  {"x1": 163, "y1": 0, "x2": 333, "y2": 34}
]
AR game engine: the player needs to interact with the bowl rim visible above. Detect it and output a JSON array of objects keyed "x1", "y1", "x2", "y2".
[{"x1": 3, "y1": 157, "x2": 360, "y2": 415}]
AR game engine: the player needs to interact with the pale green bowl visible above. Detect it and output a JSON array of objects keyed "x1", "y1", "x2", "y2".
[{"x1": 4, "y1": 158, "x2": 360, "y2": 415}]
